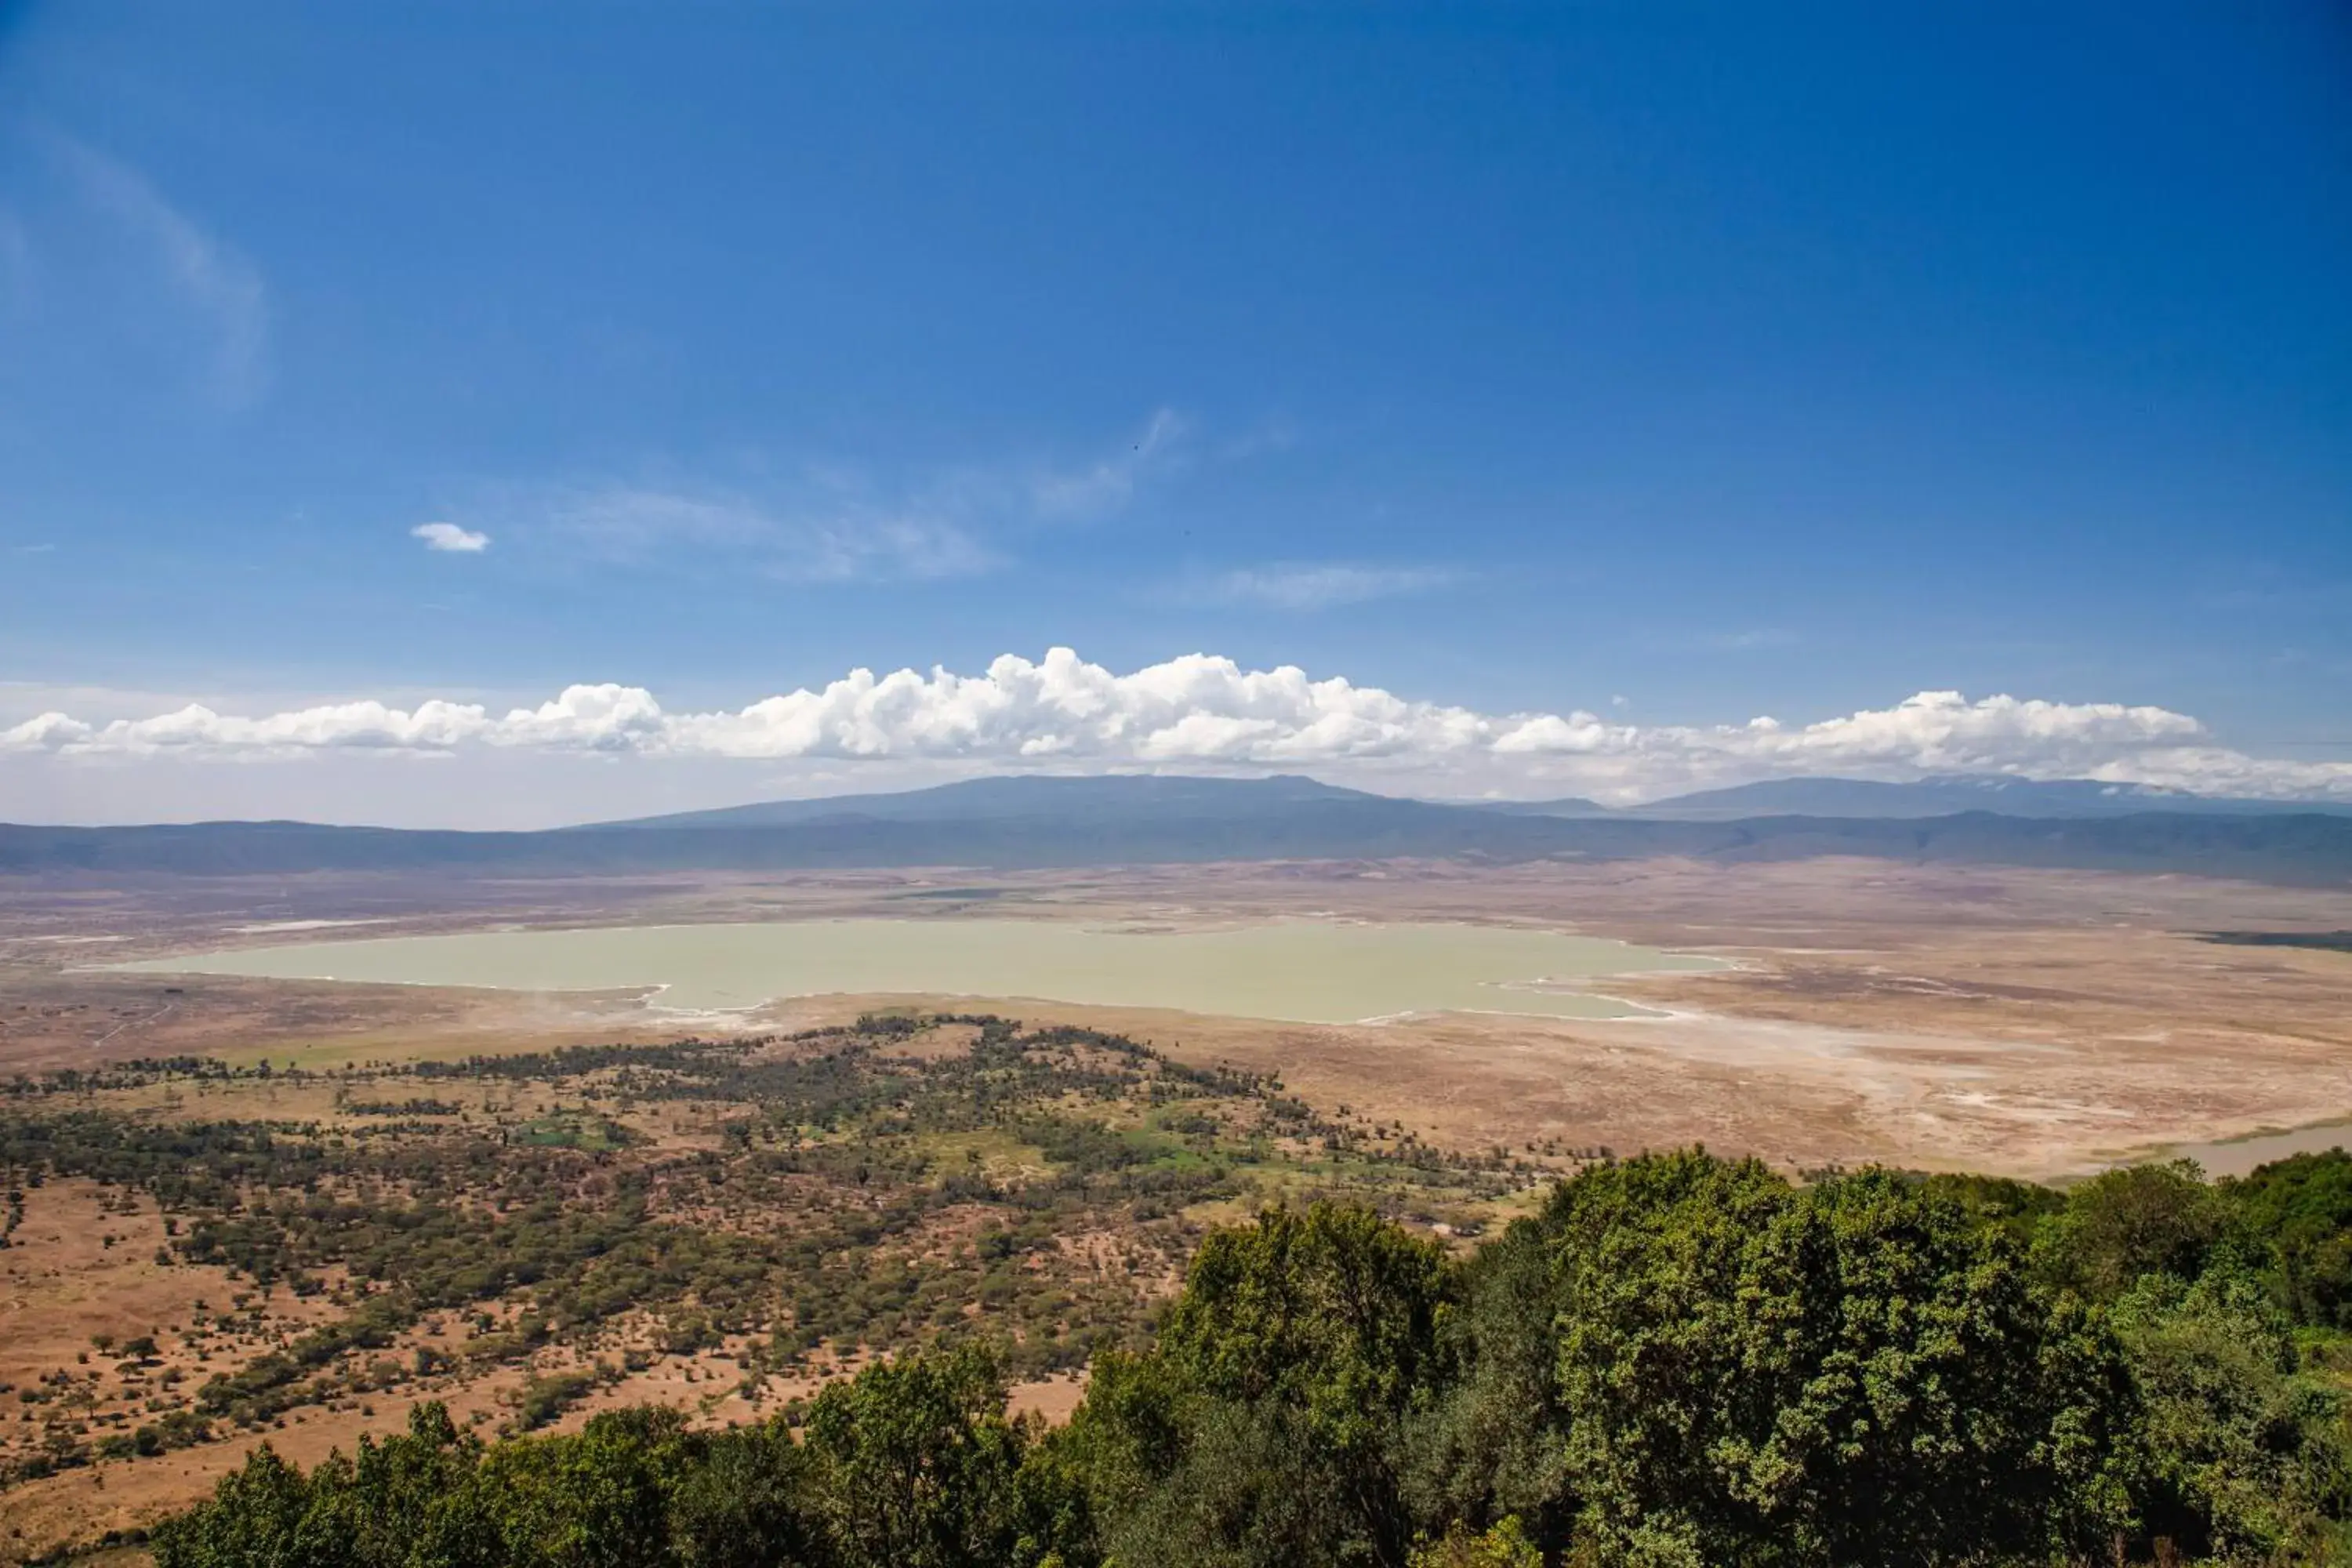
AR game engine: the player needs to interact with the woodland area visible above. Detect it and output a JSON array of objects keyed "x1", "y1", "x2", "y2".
[
  {"x1": 0, "y1": 1012, "x2": 1535, "y2": 1552},
  {"x1": 127, "y1": 1147, "x2": 2352, "y2": 1566}
]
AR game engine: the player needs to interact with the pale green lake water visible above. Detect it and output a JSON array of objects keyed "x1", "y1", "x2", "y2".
[
  {"x1": 2158, "y1": 1120, "x2": 2352, "y2": 1179},
  {"x1": 111, "y1": 918, "x2": 1726, "y2": 1025}
]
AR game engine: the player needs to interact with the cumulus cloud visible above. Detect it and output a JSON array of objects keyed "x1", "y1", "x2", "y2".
[
  {"x1": 4, "y1": 650, "x2": 2346, "y2": 804},
  {"x1": 412, "y1": 521, "x2": 490, "y2": 554},
  {"x1": 53, "y1": 136, "x2": 268, "y2": 408},
  {"x1": 1213, "y1": 564, "x2": 1454, "y2": 611}
]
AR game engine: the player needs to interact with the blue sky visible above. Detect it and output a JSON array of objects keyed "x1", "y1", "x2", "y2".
[{"x1": 1, "y1": 2, "x2": 2347, "y2": 825}]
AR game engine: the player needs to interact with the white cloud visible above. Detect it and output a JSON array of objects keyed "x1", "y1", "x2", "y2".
[
  {"x1": 412, "y1": 521, "x2": 490, "y2": 554},
  {"x1": 4, "y1": 649, "x2": 2347, "y2": 804},
  {"x1": 53, "y1": 136, "x2": 267, "y2": 408},
  {"x1": 1213, "y1": 564, "x2": 1454, "y2": 611}
]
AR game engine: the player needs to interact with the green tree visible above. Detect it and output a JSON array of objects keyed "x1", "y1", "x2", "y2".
[
  {"x1": 473, "y1": 1404, "x2": 694, "y2": 1568},
  {"x1": 803, "y1": 1343, "x2": 1029, "y2": 1568},
  {"x1": 152, "y1": 1403, "x2": 500, "y2": 1568},
  {"x1": 1005, "y1": 1407, "x2": 1105, "y2": 1568},
  {"x1": 151, "y1": 1442, "x2": 328, "y2": 1568},
  {"x1": 667, "y1": 1421, "x2": 823, "y2": 1568},
  {"x1": 1407, "y1": 1516, "x2": 1541, "y2": 1568},
  {"x1": 2229, "y1": 1149, "x2": 2352, "y2": 1328},
  {"x1": 135, "y1": 1145, "x2": 2352, "y2": 1568},
  {"x1": 1399, "y1": 1219, "x2": 1571, "y2": 1546},
  {"x1": 1102, "y1": 1396, "x2": 1363, "y2": 1568},
  {"x1": 332, "y1": 1402, "x2": 499, "y2": 1568},
  {"x1": 2110, "y1": 1266, "x2": 2352, "y2": 1562},
  {"x1": 1145, "y1": 1203, "x2": 1453, "y2": 1566},
  {"x1": 2035, "y1": 1160, "x2": 2232, "y2": 1301},
  {"x1": 1543, "y1": 1152, "x2": 2115, "y2": 1566}
]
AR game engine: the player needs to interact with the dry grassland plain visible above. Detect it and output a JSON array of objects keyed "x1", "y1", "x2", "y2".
[
  {"x1": 9, "y1": 855, "x2": 2348, "y2": 1174},
  {"x1": 2, "y1": 853, "x2": 2348, "y2": 1557}
]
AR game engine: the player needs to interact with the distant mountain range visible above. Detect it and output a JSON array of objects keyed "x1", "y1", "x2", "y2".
[
  {"x1": 601, "y1": 771, "x2": 2352, "y2": 830},
  {"x1": 5, "y1": 772, "x2": 2350, "y2": 887},
  {"x1": 586, "y1": 773, "x2": 1374, "y2": 829},
  {"x1": 1476, "y1": 773, "x2": 2352, "y2": 821}
]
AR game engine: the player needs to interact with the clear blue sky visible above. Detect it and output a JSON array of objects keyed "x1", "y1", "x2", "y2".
[{"x1": 1, "y1": 2, "x2": 2347, "y2": 823}]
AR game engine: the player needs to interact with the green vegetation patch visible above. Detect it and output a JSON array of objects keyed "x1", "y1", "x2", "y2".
[
  {"x1": 511, "y1": 1110, "x2": 635, "y2": 1151},
  {"x1": 2199, "y1": 929, "x2": 2352, "y2": 954}
]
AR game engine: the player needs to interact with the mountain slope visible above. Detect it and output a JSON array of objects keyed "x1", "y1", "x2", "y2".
[
  {"x1": 1456, "y1": 795, "x2": 1613, "y2": 818},
  {"x1": 5, "y1": 802, "x2": 2349, "y2": 886},
  {"x1": 1624, "y1": 774, "x2": 2352, "y2": 820},
  {"x1": 587, "y1": 773, "x2": 1382, "y2": 829}
]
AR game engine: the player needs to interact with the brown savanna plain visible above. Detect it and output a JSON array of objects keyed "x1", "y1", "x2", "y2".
[
  {"x1": 9, "y1": 855, "x2": 2349, "y2": 1174},
  {"x1": 1, "y1": 854, "x2": 2348, "y2": 1558}
]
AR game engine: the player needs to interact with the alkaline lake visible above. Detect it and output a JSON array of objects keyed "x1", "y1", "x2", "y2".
[{"x1": 112, "y1": 917, "x2": 1726, "y2": 1025}]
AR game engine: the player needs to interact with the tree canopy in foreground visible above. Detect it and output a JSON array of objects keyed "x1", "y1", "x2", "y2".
[{"x1": 151, "y1": 1149, "x2": 2352, "y2": 1568}]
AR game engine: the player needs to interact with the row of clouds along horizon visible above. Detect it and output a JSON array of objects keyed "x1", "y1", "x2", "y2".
[{"x1": 5, "y1": 648, "x2": 2347, "y2": 804}]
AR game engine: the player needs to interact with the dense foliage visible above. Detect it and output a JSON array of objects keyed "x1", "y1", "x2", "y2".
[{"x1": 149, "y1": 1149, "x2": 2352, "y2": 1567}]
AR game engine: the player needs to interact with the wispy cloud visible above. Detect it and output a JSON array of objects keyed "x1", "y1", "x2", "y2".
[
  {"x1": 1218, "y1": 416, "x2": 1300, "y2": 462},
  {"x1": 412, "y1": 522, "x2": 490, "y2": 554},
  {"x1": 1211, "y1": 563, "x2": 1457, "y2": 611},
  {"x1": 1025, "y1": 408, "x2": 1186, "y2": 521},
  {"x1": 543, "y1": 485, "x2": 995, "y2": 583},
  {"x1": 1704, "y1": 628, "x2": 1802, "y2": 652},
  {"x1": 463, "y1": 412, "x2": 1184, "y2": 585},
  {"x1": 51, "y1": 135, "x2": 268, "y2": 408}
]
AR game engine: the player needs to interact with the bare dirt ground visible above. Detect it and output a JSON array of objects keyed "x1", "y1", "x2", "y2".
[
  {"x1": 0, "y1": 1181, "x2": 351, "y2": 1559},
  {"x1": 0, "y1": 1152, "x2": 1117, "y2": 1557}
]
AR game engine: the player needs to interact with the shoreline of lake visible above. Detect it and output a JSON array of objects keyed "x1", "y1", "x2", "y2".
[{"x1": 103, "y1": 914, "x2": 1728, "y2": 1026}]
